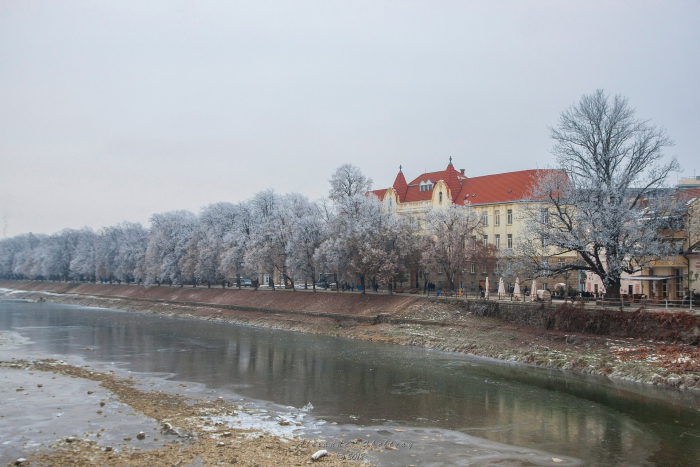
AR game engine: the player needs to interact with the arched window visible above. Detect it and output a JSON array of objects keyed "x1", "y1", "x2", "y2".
[{"x1": 439, "y1": 192, "x2": 443, "y2": 203}]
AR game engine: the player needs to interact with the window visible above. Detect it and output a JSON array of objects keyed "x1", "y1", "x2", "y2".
[
  {"x1": 541, "y1": 208, "x2": 550, "y2": 224},
  {"x1": 439, "y1": 192, "x2": 443, "y2": 203},
  {"x1": 470, "y1": 262, "x2": 476, "y2": 274},
  {"x1": 471, "y1": 236, "x2": 477, "y2": 249},
  {"x1": 483, "y1": 235, "x2": 488, "y2": 247},
  {"x1": 482, "y1": 263, "x2": 487, "y2": 273},
  {"x1": 471, "y1": 281, "x2": 475, "y2": 291},
  {"x1": 482, "y1": 211, "x2": 488, "y2": 225},
  {"x1": 507, "y1": 209, "x2": 513, "y2": 225},
  {"x1": 507, "y1": 234, "x2": 513, "y2": 249},
  {"x1": 495, "y1": 234, "x2": 500, "y2": 249},
  {"x1": 438, "y1": 264, "x2": 444, "y2": 274},
  {"x1": 495, "y1": 210, "x2": 500, "y2": 226},
  {"x1": 557, "y1": 259, "x2": 565, "y2": 270},
  {"x1": 419, "y1": 181, "x2": 433, "y2": 191}
]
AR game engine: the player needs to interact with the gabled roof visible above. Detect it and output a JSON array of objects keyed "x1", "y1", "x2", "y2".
[{"x1": 373, "y1": 162, "x2": 559, "y2": 206}]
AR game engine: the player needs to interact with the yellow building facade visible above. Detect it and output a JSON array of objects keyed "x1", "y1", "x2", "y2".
[{"x1": 371, "y1": 160, "x2": 577, "y2": 293}]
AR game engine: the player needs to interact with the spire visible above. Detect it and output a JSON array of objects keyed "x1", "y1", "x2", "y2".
[
  {"x1": 445, "y1": 158, "x2": 462, "y2": 203},
  {"x1": 392, "y1": 166, "x2": 408, "y2": 202}
]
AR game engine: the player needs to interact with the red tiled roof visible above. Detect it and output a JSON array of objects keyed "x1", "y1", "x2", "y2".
[
  {"x1": 373, "y1": 164, "x2": 561, "y2": 205},
  {"x1": 368, "y1": 189, "x2": 387, "y2": 200},
  {"x1": 455, "y1": 169, "x2": 558, "y2": 205},
  {"x1": 677, "y1": 187, "x2": 700, "y2": 202},
  {"x1": 392, "y1": 171, "x2": 408, "y2": 201}
]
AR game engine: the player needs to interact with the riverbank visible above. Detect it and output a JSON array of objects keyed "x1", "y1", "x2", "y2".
[
  {"x1": 1, "y1": 281, "x2": 699, "y2": 392},
  {"x1": 0, "y1": 355, "x2": 368, "y2": 467}
]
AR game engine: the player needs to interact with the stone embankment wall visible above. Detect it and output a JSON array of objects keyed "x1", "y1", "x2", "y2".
[{"x1": 467, "y1": 299, "x2": 700, "y2": 345}]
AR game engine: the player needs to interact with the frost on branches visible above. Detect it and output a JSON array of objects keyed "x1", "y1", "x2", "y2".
[
  {"x1": 420, "y1": 205, "x2": 485, "y2": 292},
  {"x1": 521, "y1": 90, "x2": 684, "y2": 298}
]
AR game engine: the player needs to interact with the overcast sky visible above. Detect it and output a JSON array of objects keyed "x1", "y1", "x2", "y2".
[{"x1": 1, "y1": 1, "x2": 698, "y2": 237}]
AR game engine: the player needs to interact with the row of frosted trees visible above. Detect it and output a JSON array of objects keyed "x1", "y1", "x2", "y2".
[{"x1": 0, "y1": 165, "x2": 498, "y2": 293}]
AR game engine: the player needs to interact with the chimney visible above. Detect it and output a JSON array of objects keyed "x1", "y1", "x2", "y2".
[{"x1": 460, "y1": 169, "x2": 465, "y2": 175}]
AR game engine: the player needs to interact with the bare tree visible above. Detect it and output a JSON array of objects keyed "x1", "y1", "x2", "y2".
[
  {"x1": 328, "y1": 164, "x2": 373, "y2": 203},
  {"x1": 420, "y1": 205, "x2": 483, "y2": 292},
  {"x1": 522, "y1": 90, "x2": 683, "y2": 298}
]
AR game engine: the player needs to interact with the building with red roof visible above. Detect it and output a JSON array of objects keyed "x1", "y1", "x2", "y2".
[{"x1": 370, "y1": 159, "x2": 573, "y2": 293}]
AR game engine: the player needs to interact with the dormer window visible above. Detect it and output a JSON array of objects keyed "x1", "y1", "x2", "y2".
[{"x1": 419, "y1": 180, "x2": 433, "y2": 192}]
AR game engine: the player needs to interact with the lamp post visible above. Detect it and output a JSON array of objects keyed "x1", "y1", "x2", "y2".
[{"x1": 563, "y1": 270, "x2": 571, "y2": 302}]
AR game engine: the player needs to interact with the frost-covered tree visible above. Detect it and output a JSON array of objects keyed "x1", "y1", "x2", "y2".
[
  {"x1": 192, "y1": 202, "x2": 239, "y2": 287},
  {"x1": 6, "y1": 233, "x2": 46, "y2": 279},
  {"x1": 145, "y1": 210, "x2": 197, "y2": 286},
  {"x1": 39, "y1": 229, "x2": 82, "y2": 281},
  {"x1": 70, "y1": 228, "x2": 99, "y2": 282},
  {"x1": 0, "y1": 233, "x2": 43, "y2": 279},
  {"x1": 243, "y1": 190, "x2": 288, "y2": 290},
  {"x1": 317, "y1": 194, "x2": 406, "y2": 293},
  {"x1": 328, "y1": 164, "x2": 373, "y2": 204},
  {"x1": 285, "y1": 195, "x2": 327, "y2": 290},
  {"x1": 522, "y1": 90, "x2": 683, "y2": 298},
  {"x1": 420, "y1": 205, "x2": 483, "y2": 292},
  {"x1": 219, "y1": 201, "x2": 255, "y2": 286},
  {"x1": 114, "y1": 222, "x2": 148, "y2": 284}
]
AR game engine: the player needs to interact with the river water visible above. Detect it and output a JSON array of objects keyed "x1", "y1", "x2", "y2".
[{"x1": 1, "y1": 299, "x2": 699, "y2": 466}]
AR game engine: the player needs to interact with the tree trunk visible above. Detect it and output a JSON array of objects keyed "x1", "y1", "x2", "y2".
[{"x1": 604, "y1": 276, "x2": 622, "y2": 299}]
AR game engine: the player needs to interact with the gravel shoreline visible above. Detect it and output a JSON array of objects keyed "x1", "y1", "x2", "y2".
[{"x1": 0, "y1": 357, "x2": 369, "y2": 467}]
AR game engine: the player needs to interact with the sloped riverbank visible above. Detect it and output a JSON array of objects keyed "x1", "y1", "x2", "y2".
[{"x1": 1, "y1": 281, "x2": 699, "y2": 392}]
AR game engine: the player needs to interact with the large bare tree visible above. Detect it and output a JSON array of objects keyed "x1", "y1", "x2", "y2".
[
  {"x1": 421, "y1": 205, "x2": 483, "y2": 292},
  {"x1": 521, "y1": 90, "x2": 683, "y2": 298}
]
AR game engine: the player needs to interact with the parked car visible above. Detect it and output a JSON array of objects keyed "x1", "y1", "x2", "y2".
[{"x1": 239, "y1": 279, "x2": 252, "y2": 287}]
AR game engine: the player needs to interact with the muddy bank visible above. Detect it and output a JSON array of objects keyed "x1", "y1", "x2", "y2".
[
  {"x1": 2, "y1": 284, "x2": 699, "y2": 393},
  {"x1": 0, "y1": 280, "x2": 419, "y2": 318}
]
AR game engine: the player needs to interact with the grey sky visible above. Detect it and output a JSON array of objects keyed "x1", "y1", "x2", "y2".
[{"x1": 1, "y1": 1, "x2": 698, "y2": 237}]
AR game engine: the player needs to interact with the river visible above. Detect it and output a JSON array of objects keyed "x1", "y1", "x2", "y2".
[{"x1": 1, "y1": 299, "x2": 699, "y2": 466}]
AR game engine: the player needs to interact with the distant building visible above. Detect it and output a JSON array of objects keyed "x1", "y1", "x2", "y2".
[
  {"x1": 584, "y1": 188, "x2": 700, "y2": 301},
  {"x1": 677, "y1": 175, "x2": 700, "y2": 190},
  {"x1": 369, "y1": 159, "x2": 576, "y2": 292}
]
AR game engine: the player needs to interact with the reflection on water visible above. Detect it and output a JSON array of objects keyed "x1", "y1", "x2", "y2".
[{"x1": 1, "y1": 300, "x2": 699, "y2": 466}]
